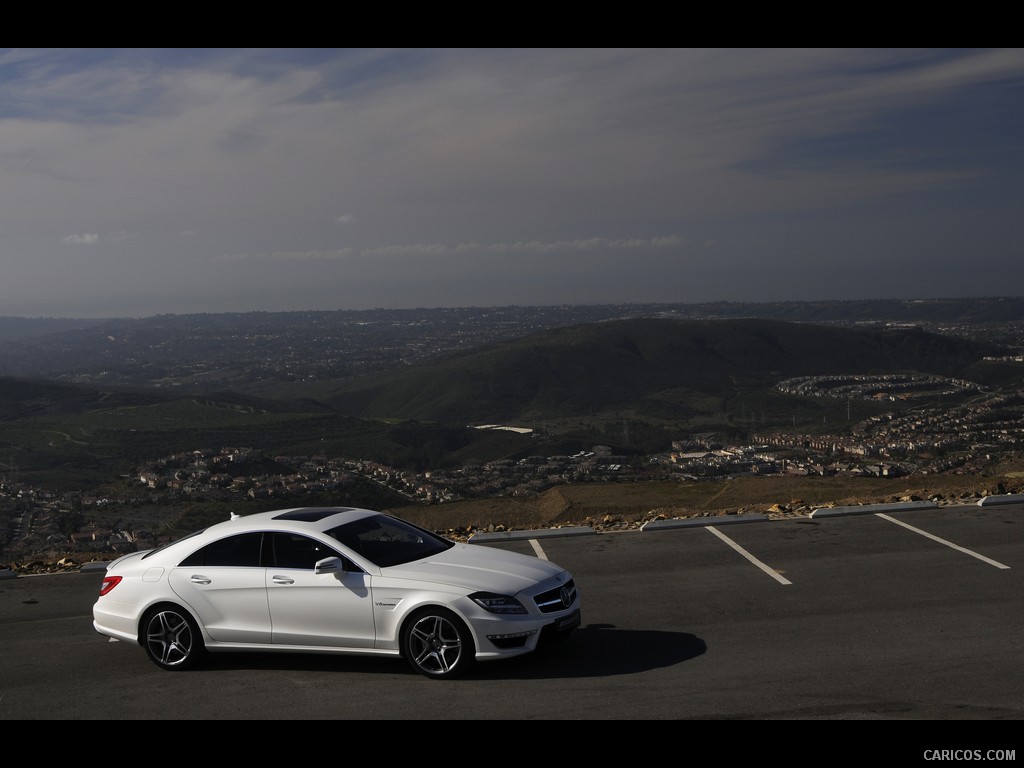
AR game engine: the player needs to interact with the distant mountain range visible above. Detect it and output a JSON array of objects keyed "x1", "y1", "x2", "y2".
[
  {"x1": 5, "y1": 295, "x2": 1024, "y2": 331},
  {"x1": 2, "y1": 298, "x2": 1022, "y2": 391}
]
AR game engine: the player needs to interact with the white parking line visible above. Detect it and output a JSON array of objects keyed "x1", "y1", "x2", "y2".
[
  {"x1": 876, "y1": 513, "x2": 1011, "y2": 569},
  {"x1": 530, "y1": 539, "x2": 548, "y2": 560},
  {"x1": 706, "y1": 526, "x2": 792, "y2": 585}
]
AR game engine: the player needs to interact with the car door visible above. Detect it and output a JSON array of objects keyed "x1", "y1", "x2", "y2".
[
  {"x1": 265, "y1": 532, "x2": 376, "y2": 648},
  {"x1": 168, "y1": 531, "x2": 272, "y2": 644}
]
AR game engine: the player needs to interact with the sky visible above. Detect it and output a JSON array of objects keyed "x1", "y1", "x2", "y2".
[{"x1": 2, "y1": 47, "x2": 1024, "y2": 319}]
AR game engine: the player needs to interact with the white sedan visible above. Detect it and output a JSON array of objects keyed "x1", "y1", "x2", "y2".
[{"x1": 92, "y1": 506, "x2": 581, "y2": 679}]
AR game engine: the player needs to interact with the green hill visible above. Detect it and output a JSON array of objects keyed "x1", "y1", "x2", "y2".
[
  {"x1": 1, "y1": 318, "x2": 1019, "y2": 483},
  {"x1": 318, "y1": 317, "x2": 1014, "y2": 424},
  {"x1": 0, "y1": 375, "x2": 537, "y2": 484}
]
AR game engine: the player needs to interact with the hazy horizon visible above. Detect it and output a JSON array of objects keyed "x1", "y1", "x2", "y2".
[
  {"x1": 3, "y1": 48, "x2": 1024, "y2": 319},
  {"x1": 3, "y1": 294, "x2": 1022, "y2": 325}
]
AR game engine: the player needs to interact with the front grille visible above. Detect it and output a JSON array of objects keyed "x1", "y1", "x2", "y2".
[{"x1": 533, "y1": 579, "x2": 577, "y2": 614}]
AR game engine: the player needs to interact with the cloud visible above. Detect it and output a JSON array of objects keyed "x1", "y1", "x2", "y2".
[
  {"x1": 445, "y1": 236, "x2": 687, "y2": 256},
  {"x1": 214, "y1": 235, "x2": 686, "y2": 263},
  {"x1": 61, "y1": 233, "x2": 98, "y2": 244},
  {"x1": 213, "y1": 248, "x2": 356, "y2": 263},
  {"x1": 2, "y1": 49, "x2": 1023, "y2": 318}
]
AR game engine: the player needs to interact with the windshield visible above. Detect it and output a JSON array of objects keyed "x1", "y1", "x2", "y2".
[{"x1": 326, "y1": 514, "x2": 453, "y2": 567}]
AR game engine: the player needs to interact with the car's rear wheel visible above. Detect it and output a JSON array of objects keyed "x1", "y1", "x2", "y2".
[
  {"x1": 401, "y1": 608, "x2": 475, "y2": 679},
  {"x1": 141, "y1": 604, "x2": 205, "y2": 671}
]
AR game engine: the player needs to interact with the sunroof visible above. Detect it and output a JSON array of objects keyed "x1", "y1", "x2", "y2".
[{"x1": 272, "y1": 507, "x2": 356, "y2": 522}]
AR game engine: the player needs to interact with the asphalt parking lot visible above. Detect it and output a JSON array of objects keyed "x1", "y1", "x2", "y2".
[{"x1": 1, "y1": 498, "x2": 1022, "y2": 736}]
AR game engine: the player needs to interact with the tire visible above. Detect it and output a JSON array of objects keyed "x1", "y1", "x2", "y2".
[
  {"x1": 141, "y1": 605, "x2": 205, "y2": 671},
  {"x1": 401, "y1": 608, "x2": 476, "y2": 679}
]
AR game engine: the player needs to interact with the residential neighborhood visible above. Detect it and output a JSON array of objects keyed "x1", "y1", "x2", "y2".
[{"x1": 4, "y1": 381, "x2": 1024, "y2": 564}]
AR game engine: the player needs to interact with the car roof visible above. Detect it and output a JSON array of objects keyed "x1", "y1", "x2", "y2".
[
  {"x1": 205, "y1": 506, "x2": 383, "y2": 536},
  {"x1": 132, "y1": 507, "x2": 391, "y2": 565}
]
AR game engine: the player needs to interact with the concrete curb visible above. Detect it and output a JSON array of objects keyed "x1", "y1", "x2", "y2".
[
  {"x1": 465, "y1": 493, "x2": 1018, "y2": 541},
  {"x1": 469, "y1": 526, "x2": 597, "y2": 542},
  {"x1": 642, "y1": 514, "x2": 770, "y2": 531},
  {"x1": 977, "y1": 493, "x2": 1024, "y2": 507},
  {"x1": 810, "y1": 499, "x2": 939, "y2": 518}
]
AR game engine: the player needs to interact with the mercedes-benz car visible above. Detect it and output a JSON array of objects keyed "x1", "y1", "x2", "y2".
[{"x1": 92, "y1": 506, "x2": 581, "y2": 679}]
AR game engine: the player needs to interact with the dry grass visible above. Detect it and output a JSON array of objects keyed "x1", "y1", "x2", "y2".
[{"x1": 388, "y1": 471, "x2": 1024, "y2": 536}]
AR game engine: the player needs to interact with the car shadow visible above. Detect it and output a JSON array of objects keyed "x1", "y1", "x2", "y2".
[
  {"x1": 474, "y1": 624, "x2": 706, "y2": 680},
  {"x1": 198, "y1": 623, "x2": 705, "y2": 679}
]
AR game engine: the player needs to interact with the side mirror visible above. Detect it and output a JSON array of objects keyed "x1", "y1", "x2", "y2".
[{"x1": 315, "y1": 556, "x2": 347, "y2": 575}]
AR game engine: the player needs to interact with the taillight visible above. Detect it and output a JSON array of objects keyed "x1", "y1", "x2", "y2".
[{"x1": 98, "y1": 575, "x2": 122, "y2": 596}]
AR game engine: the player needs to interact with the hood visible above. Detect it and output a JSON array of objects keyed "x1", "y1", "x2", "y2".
[{"x1": 382, "y1": 542, "x2": 567, "y2": 595}]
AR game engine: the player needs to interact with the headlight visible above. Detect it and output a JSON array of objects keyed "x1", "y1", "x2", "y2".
[{"x1": 470, "y1": 592, "x2": 527, "y2": 614}]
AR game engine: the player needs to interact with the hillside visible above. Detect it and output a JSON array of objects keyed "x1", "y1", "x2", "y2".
[
  {"x1": 0, "y1": 374, "x2": 540, "y2": 487},
  {"x1": 318, "y1": 317, "x2": 1015, "y2": 424},
  {"x1": 1, "y1": 317, "x2": 1020, "y2": 486},
  {"x1": 6, "y1": 310, "x2": 1024, "y2": 572}
]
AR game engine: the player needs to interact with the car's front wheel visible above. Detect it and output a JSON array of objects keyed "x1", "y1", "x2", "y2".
[
  {"x1": 141, "y1": 604, "x2": 205, "y2": 671},
  {"x1": 401, "y1": 608, "x2": 475, "y2": 679}
]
